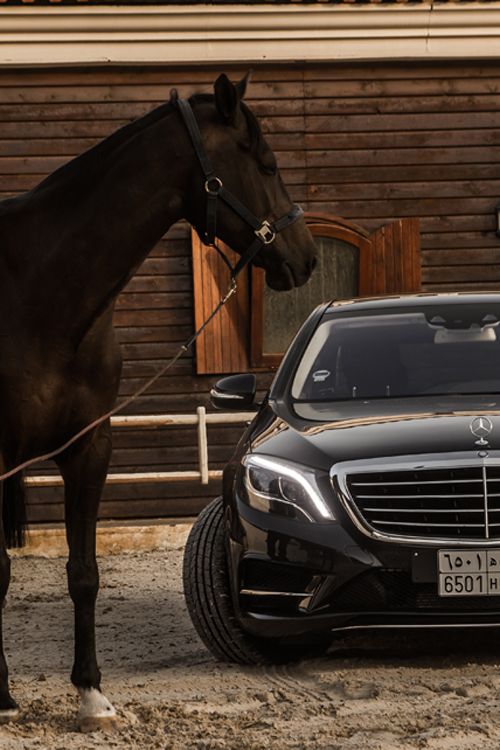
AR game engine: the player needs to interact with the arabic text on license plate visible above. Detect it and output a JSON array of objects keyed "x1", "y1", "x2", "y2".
[{"x1": 438, "y1": 549, "x2": 500, "y2": 596}]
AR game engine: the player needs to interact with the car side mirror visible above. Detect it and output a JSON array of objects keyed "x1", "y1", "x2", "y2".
[{"x1": 210, "y1": 374, "x2": 257, "y2": 411}]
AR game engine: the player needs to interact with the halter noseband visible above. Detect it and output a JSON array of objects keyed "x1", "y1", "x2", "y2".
[{"x1": 176, "y1": 97, "x2": 304, "y2": 280}]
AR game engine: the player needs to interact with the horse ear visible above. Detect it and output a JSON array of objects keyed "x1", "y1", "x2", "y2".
[
  {"x1": 235, "y1": 70, "x2": 252, "y2": 100},
  {"x1": 169, "y1": 88, "x2": 179, "y2": 104},
  {"x1": 214, "y1": 74, "x2": 240, "y2": 126}
]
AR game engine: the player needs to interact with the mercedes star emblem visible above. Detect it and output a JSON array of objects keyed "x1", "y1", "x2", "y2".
[{"x1": 470, "y1": 416, "x2": 493, "y2": 446}]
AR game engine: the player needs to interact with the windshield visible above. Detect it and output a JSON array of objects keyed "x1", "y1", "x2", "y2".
[{"x1": 291, "y1": 305, "x2": 500, "y2": 402}]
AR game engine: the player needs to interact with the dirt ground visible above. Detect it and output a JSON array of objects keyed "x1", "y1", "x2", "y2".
[{"x1": 2, "y1": 548, "x2": 500, "y2": 750}]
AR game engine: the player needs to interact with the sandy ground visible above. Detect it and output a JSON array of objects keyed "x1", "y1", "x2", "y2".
[{"x1": 2, "y1": 549, "x2": 500, "y2": 749}]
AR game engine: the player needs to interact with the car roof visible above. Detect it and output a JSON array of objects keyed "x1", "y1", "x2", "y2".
[{"x1": 325, "y1": 292, "x2": 500, "y2": 314}]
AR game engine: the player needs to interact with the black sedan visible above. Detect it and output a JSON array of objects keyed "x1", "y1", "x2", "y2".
[{"x1": 183, "y1": 292, "x2": 500, "y2": 663}]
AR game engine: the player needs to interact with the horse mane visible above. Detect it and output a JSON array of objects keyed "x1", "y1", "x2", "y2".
[
  {"x1": 31, "y1": 100, "x2": 176, "y2": 197},
  {"x1": 32, "y1": 90, "x2": 266, "y2": 197},
  {"x1": 44, "y1": 90, "x2": 263, "y2": 196}
]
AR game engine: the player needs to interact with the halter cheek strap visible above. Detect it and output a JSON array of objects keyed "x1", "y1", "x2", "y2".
[{"x1": 176, "y1": 98, "x2": 304, "y2": 280}]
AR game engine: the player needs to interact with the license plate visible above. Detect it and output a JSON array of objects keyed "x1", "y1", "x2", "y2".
[{"x1": 438, "y1": 549, "x2": 500, "y2": 597}]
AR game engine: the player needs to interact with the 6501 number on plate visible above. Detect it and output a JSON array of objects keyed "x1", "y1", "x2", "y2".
[{"x1": 438, "y1": 550, "x2": 500, "y2": 597}]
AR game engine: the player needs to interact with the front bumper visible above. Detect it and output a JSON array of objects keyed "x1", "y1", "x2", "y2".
[{"x1": 230, "y1": 500, "x2": 500, "y2": 639}]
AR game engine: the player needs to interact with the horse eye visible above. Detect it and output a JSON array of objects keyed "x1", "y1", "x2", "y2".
[
  {"x1": 258, "y1": 152, "x2": 277, "y2": 176},
  {"x1": 259, "y1": 164, "x2": 277, "y2": 176}
]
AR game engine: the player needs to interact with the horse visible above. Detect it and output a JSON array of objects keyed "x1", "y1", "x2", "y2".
[{"x1": 0, "y1": 72, "x2": 317, "y2": 730}]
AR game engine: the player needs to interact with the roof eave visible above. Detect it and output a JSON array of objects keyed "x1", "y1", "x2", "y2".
[{"x1": 2, "y1": 3, "x2": 500, "y2": 66}]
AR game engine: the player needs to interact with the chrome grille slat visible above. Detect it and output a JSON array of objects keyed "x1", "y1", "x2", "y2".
[
  {"x1": 483, "y1": 466, "x2": 490, "y2": 540},
  {"x1": 343, "y1": 463, "x2": 500, "y2": 541},
  {"x1": 351, "y1": 479, "x2": 483, "y2": 486},
  {"x1": 364, "y1": 507, "x2": 484, "y2": 514},
  {"x1": 375, "y1": 520, "x2": 485, "y2": 528},
  {"x1": 356, "y1": 494, "x2": 484, "y2": 500}
]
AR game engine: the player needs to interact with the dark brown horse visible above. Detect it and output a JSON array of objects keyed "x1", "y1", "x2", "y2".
[{"x1": 0, "y1": 74, "x2": 316, "y2": 729}]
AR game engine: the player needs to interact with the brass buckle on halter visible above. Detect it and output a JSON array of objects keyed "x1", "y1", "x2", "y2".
[{"x1": 255, "y1": 220, "x2": 276, "y2": 245}]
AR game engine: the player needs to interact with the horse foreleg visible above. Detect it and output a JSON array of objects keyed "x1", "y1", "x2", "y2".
[
  {"x1": 0, "y1": 484, "x2": 19, "y2": 723},
  {"x1": 57, "y1": 423, "x2": 117, "y2": 732}
]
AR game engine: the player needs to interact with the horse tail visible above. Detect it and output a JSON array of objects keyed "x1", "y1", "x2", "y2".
[{"x1": 2, "y1": 473, "x2": 27, "y2": 548}]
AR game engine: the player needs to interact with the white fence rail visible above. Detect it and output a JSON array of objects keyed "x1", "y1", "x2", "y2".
[{"x1": 26, "y1": 407, "x2": 255, "y2": 489}]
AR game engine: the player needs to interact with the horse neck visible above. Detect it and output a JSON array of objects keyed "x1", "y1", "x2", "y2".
[{"x1": 16, "y1": 109, "x2": 194, "y2": 345}]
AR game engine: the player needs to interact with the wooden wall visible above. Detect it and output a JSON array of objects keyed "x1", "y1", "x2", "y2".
[
  {"x1": 1, "y1": 61, "x2": 499, "y2": 522},
  {"x1": 299, "y1": 63, "x2": 500, "y2": 291}
]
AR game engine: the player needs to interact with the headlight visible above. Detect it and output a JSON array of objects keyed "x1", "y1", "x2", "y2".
[{"x1": 242, "y1": 455, "x2": 336, "y2": 522}]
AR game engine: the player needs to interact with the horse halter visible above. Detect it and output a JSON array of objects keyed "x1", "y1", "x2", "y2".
[{"x1": 176, "y1": 97, "x2": 304, "y2": 280}]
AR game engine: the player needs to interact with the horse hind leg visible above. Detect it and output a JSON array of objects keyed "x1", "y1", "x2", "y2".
[
  {"x1": 57, "y1": 422, "x2": 117, "y2": 732},
  {"x1": 0, "y1": 476, "x2": 23, "y2": 723},
  {"x1": 0, "y1": 544, "x2": 19, "y2": 724}
]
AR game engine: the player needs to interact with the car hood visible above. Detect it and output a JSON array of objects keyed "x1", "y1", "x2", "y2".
[{"x1": 251, "y1": 397, "x2": 500, "y2": 471}]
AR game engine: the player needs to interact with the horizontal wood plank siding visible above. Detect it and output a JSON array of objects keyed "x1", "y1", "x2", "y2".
[
  {"x1": 301, "y1": 62, "x2": 500, "y2": 290},
  {"x1": 1, "y1": 61, "x2": 499, "y2": 522}
]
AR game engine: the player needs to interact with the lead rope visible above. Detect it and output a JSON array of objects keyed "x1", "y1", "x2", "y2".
[{"x1": 0, "y1": 269, "x2": 238, "y2": 483}]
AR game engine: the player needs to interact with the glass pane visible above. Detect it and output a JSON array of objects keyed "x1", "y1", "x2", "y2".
[{"x1": 262, "y1": 236, "x2": 359, "y2": 355}]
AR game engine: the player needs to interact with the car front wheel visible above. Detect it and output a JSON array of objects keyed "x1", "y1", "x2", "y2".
[{"x1": 183, "y1": 497, "x2": 330, "y2": 665}]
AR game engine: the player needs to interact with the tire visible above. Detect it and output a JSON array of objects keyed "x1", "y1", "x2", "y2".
[{"x1": 183, "y1": 496, "x2": 331, "y2": 665}]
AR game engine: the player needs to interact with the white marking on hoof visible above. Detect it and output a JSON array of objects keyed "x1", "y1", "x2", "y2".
[
  {"x1": 77, "y1": 688, "x2": 117, "y2": 733},
  {"x1": 0, "y1": 708, "x2": 20, "y2": 724}
]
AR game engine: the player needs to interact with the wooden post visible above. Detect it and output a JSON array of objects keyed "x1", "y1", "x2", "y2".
[{"x1": 197, "y1": 406, "x2": 209, "y2": 485}]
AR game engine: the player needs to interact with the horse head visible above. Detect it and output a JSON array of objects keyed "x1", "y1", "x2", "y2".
[{"x1": 181, "y1": 74, "x2": 317, "y2": 292}]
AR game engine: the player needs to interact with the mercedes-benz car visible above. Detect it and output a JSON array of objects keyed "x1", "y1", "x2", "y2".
[{"x1": 183, "y1": 292, "x2": 500, "y2": 663}]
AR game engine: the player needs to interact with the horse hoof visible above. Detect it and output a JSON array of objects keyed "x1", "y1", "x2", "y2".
[
  {"x1": 0, "y1": 708, "x2": 20, "y2": 724},
  {"x1": 79, "y1": 714, "x2": 119, "y2": 733},
  {"x1": 77, "y1": 688, "x2": 117, "y2": 733}
]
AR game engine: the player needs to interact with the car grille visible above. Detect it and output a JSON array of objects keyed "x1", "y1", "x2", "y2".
[{"x1": 344, "y1": 464, "x2": 500, "y2": 541}]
